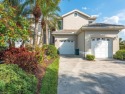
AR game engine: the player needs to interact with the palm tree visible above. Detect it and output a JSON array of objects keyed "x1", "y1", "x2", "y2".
[
  {"x1": 21, "y1": 0, "x2": 42, "y2": 47},
  {"x1": 40, "y1": 0, "x2": 60, "y2": 45},
  {"x1": 16, "y1": 0, "x2": 61, "y2": 46}
]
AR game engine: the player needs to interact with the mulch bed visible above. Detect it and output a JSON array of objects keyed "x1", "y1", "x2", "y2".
[{"x1": 35, "y1": 59, "x2": 54, "y2": 94}]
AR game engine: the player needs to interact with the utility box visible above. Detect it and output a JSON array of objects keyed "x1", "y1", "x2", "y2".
[{"x1": 75, "y1": 49, "x2": 79, "y2": 55}]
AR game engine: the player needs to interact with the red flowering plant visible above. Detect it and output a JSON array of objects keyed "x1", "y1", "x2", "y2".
[{"x1": 2, "y1": 47, "x2": 38, "y2": 73}]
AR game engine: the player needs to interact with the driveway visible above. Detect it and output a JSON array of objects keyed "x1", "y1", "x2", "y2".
[{"x1": 58, "y1": 55, "x2": 125, "y2": 94}]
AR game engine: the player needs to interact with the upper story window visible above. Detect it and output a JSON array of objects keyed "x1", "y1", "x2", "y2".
[
  {"x1": 58, "y1": 20, "x2": 63, "y2": 30},
  {"x1": 74, "y1": 12, "x2": 78, "y2": 17}
]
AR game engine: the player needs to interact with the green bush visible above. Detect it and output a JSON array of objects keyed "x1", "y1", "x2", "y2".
[
  {"x1": 43, "y1": 45, "x2": 58, "y2": 58},
  {"x1": 120, "y1": 45, "x2": 125, "y2": 50},
  {"x1": 0, "y1": 64, "x2": 37, "y2": 94},
  {"x1": 113, "y1": 50, "x2": 125, "y2": 60},
  {"x1": 86, "y1": 54, "x2": 95, "y2": 61}
]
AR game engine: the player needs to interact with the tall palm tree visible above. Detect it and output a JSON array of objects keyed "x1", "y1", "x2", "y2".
[
  {"x1": 21, "y1": 0, "x2": 42, "y2": 47},
  {"x1": 40, "y1": 0, "x2": 60, "y2": 45},
  {"x1": 19, "y1": 0, "x2": 61, "y2": 46}
]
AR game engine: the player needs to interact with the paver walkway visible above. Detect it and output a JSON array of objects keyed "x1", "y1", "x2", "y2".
[{"x1": 58, "y1": 55, "x2": 125, "y2": 94}]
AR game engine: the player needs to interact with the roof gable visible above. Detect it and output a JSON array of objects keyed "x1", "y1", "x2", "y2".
[{"x1": 62, "y1": 9, "x2": 97, "y2": 20}]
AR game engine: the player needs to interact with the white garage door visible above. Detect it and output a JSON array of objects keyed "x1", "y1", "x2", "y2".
[
  {"x1": 59, "y1": 40, "x2": 75, "y2": 54},
  {"x1": 91, "y1": 38, "x2": 112, "y2": 58}
]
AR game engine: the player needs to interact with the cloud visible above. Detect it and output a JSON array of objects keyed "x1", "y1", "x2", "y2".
[
  {"x1": 103, "y1": 10, "x2": 125, "y2": 24},
  {"x1": 119, "y1": 29, "x2": 125, "y2": 40},
  {"x1": 103, "y1": 16, "x2": 119, "y2": 24},
  {"x1": 102, "y1": 10, "x2": 125, "y2": 40},
  {"x1": 82, "y1": 7, "x2": 88, "y2": 10},
  {"x1": 92, "y1": 13, "x2": 102, "y2": 18}
]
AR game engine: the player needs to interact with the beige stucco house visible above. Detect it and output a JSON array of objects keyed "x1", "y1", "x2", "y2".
[{"x1": 52, "y1": 9, "x2": 125, "y2": 58}]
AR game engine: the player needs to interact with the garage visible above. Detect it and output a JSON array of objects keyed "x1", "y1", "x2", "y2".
[
  {"x1": 91, "y1": 38, "x2": 113, "y2": 58},
  {"x1": 59, "y1": 40, "x2": 75, "y2": 54}
]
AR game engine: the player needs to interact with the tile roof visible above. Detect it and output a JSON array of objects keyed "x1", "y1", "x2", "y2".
[{"x1": 83, "y1": 23, "x2": 124, "y2": 27}]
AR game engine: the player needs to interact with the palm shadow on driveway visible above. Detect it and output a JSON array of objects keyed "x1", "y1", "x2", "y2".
[{"x1": 58, "y1": 72, "x2": 125, "y2": 94}]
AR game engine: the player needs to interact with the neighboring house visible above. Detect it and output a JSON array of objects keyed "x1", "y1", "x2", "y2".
[{"x1": 52, "y1": 9, "x2": 125, "y2": 58}]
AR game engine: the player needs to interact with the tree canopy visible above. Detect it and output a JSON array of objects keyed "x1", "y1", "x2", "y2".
[{"x1": 0, "y1": 2, "x2": 30, "y2": 47}]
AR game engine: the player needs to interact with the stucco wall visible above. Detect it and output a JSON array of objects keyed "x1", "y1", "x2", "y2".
[
  {"x1": 77, "y1": 31, "x2": 85, "y2": 57},
  {"x1": 63, "y1": 12, "x2": 89, "y2": 30},
  {"x1": 54, "y1": 35, "x2": 77, "y2": 50}
]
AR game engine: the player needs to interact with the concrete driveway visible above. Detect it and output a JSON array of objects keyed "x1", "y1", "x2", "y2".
[{"x1": 58, "y1": 55, "x2": 125, "y2": 94}]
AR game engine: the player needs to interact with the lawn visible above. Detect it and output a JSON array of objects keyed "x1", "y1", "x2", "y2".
[{"x1": 40, "y1": 58, "x2": 59, "y2": 94}]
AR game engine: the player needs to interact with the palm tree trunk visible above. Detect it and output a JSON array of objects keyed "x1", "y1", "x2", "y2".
[
  {"x1": 39, "y1": 28, "x2": 43, "y2": 47},
  {"x1": 46, "y1": 23, "x2": 49, "y2": 45},
  {"x1": 33, "y1": 22, "x2": 39, "y2": 47}
]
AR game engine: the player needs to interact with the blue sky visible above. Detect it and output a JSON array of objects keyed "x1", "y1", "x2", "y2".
[{"x1": 59, "y1": 0, "x2": 125, "y2": 40}]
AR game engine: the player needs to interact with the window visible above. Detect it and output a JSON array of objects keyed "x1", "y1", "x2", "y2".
[
  {"x1": 107, "y1": 39, "x2": 110, "y2": 41},
  {"x1": 97, "y1": 38, "x2": 100, "y2": 41},
  {"x1": 58, "y1": 20, "x2": 63, "y2": 30},
  {"x1": 74, "y1": 12, "x2": 78, "y2": 17},
  {"x1": 89, "y1": 21, "x2": 93, "y2": 24},
  {"x1": 102, "y1": 38, "x2": 105, "y2": 40}
]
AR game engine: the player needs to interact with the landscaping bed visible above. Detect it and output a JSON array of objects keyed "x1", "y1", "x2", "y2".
[
  {"x1": 0, "y1": 45, "x2": 59, "y2": 94},
  {"x1": 0, "y1": 64, "x2": 37, "y2": 94}
]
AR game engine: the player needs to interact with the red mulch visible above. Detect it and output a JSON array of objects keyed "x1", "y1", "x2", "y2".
[{"x1": 35, "y1": 59, "x2": 54, "y2": 94}]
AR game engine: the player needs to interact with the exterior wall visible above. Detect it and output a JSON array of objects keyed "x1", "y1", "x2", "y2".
[
  {"x1": 77, "y1": 31, "x2": 85, "y2": 57},
  {"x1": 83, "y1": 30, "x2": 120, "y2": 57},
  {"x1": 54, "y1": 35, "x2": 77, "y2": 50},
  {"x1": 63, "y1": 12, "x2": 89, "y2": 30}
]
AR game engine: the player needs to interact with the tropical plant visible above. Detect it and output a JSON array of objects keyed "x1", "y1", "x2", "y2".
[
  {"x1": 21, "y1": 0, "x2": 42, "y2": 47},
  {"x1": 2, "y1": 47, "x2": 38, "y2": 72},
  {"x1": 113, "y1": 50, "x2": 125, "y2": 60},
  {"x1": 22, "y1": 0, "x2": 61, "y2": 46},
  {"x1": 0, "y1": 64, "x2": 37, "y2": 94},
  {"x1": 0, "y1": 2, "x2": 30, "y2": 47},
  {"x1": 42, "y1": 45, "x2": 58, "y2": 58},
  {"x1": 40, "y1": 0, "x2": 60, "y2": 45}
]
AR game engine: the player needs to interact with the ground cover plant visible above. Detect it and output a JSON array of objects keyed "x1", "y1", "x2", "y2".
[{"x1": 0, "y1": 64, "x2": 37, "y2": 94}]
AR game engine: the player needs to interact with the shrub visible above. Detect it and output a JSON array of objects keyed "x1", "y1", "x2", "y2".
[
  {"x1": 2, "y1": 47, "x2": 38, "y2": 72},
  {"x1": 25, "y1": 44, "x2": 34, "y2": 51},
  {"x1": 43, "y1": 45, "x2": 58, "y2": 58},
  {"x1": 86, "y1": 54, "x2": 95, "y2": 61},
  {"x1": 120, "y1": 45, "x2": 125, "y2": 50},
  {"x1": 0, "y1": 64, "x2": 37, "y2": 94},
  {"x1": 113, "y1": 50, "x2": 125, "y2": 60},
  {"x1": 34, "y1": 46, "x2": 44, "y2": 63}
]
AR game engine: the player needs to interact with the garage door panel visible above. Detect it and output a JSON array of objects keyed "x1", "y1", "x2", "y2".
[
  {"x1": 59, "y1": 40, "x2": 75, "y2": 55},
  {"x1": 91, "y1": 38, "x2": 112, "y2": 58}
]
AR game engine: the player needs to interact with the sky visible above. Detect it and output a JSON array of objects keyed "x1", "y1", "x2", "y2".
[{"x1": 59, "y1": 0, "x2": 125, "y2": 40}]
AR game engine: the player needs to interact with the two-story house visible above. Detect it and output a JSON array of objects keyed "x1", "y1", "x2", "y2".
[{"x1": 52, "y1": 9, "x2": 125, "y2": 58}]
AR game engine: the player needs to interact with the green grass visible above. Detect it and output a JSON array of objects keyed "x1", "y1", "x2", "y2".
[{"x1": 40, "y1": 58, "x2": 59, "y2": 94}]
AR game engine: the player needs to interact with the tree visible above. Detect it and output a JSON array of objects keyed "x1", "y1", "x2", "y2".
[
  {"x1": 21, "y1": 0, "x2": 42, "y2": 48},
  {"x1": 0, "y1": 2, "x2": 30, "y2": 48},
  {"x1": 4, "y1": 0, "x2": 61, "y2": 47},
  {"x1": 40, "y1": 0, "x2": 60, "y2": 45},
  {"x1": 22, "y1": 0, "x2": 61, "y2": 46}
]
